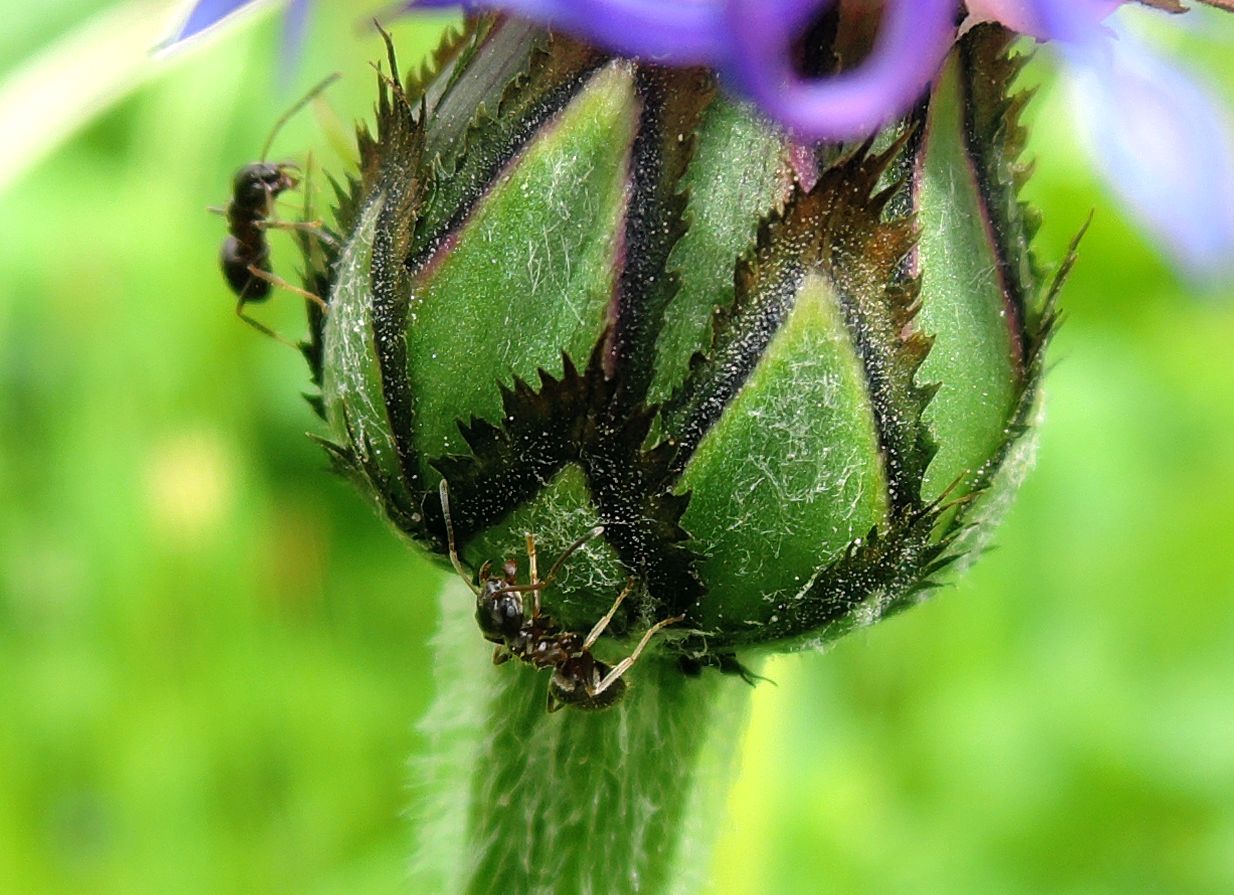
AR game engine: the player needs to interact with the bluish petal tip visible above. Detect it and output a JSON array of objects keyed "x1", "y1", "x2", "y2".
[
  {"x1": 278, "y1": 0, "x2": 312, "y2": 86},
  {"x1": 1066, "y1": 24, "x2": 1234, "y2": 281},
  {"x1": 174, "y1": 0, "x2": 261, "y2": 42},
  {"x1": 1030, "y1": 0, "x2": 1124, "y2": 41}
]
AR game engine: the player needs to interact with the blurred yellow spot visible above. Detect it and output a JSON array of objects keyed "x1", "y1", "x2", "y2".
[
  {"x1": 144, "y1": 430, "x2": 236, "y2": 547},
  {"x1": 257, "y1": 498, "x2": 328, "y2": 617}
]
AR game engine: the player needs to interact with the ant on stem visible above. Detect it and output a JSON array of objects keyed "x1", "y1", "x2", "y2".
[
  {"x1": 438, "y1": 480, "x2": 685, "y2": 712},
  {"x1": 216, "y1": 72, "x2": 340, "y2": 345}
]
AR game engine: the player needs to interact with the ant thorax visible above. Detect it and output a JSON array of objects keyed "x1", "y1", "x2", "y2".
[{"x1": 510, "y1": 620, "x2": 581, "y2": 671}]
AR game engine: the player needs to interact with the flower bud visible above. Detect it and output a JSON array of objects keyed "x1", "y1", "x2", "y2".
[{"x1": 304, "y1": 17, "x2": 1068, "y2": 666}]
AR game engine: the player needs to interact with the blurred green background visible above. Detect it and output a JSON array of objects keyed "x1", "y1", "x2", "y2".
[{"x1": 1, "y1": 2, "x2": 1232, "y2": 893}]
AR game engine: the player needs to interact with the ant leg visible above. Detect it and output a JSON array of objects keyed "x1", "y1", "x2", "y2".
[
  {"x1": 439, "y1": 480, "x2": 481, "y2": 596},
  {"x1": 590, "y1": 614, "x2": 686, "y2": 697},
  {"x1": 256, "y1": 218, "x2": 340, "y2": 249},
  {"x1": 235, "y1": 301, "x2": 299, "y2": 349},
  {"x1": 525, "y1": 532, "x2": 541, "y2": 617},
  {"x1": 582, "y1": 578, "x2": 635, "y2": 650},
  {"x1": 258, "y1": 217, "x2": 323, "y2": 230},
  {"x1": 492, "y1": 646, "x2": 511, "y2": 666},
  {"x1": 245, "y1": 265, "x2": 329, "y2": 312},
  {"x1": 546, "y1": 689, "x2": 564, "y2": 714}
]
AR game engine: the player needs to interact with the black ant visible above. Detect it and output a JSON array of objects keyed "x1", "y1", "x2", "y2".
[
  {"x1": 217, "y1": 72, "x2": 340, "y2": 344},
  {"x1": 438, "y1": 480, "x2": 685, "y2": 712}
]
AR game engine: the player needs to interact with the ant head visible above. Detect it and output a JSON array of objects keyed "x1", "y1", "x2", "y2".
[
  {"x1": 475, "y1": 578, "x2": 525, "y2": 644},
  {"x1": 232, "y1": 163, "x2": 298, "y2": 210}
]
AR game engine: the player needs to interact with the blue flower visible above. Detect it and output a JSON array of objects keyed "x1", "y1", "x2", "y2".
[
  {"x1": 410, "y1": 0, "x2": 959, "y2": 138},
  {"x1": 171, "y1": 0, "x2": 1234, "y2": 280}
]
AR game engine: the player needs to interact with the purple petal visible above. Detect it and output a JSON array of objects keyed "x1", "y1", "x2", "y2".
[
  {"x1": 1063, "y1": 21, "x2": 1234, "y2": 280},
  {"x1": 723, "y1": 0, "x2": 958, "y2": 140},
  {"x1": 407, "y1": 0, "x2": 729, "y2": 62},
  {"x1": 174, "y1": 0, "x2": 261, "y2": 42},
  {"x1": 409, "y1": 0, "x2": 730, "y2": 62}
]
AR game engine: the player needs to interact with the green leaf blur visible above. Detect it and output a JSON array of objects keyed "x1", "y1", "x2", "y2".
[{"x1": 1, "y1": 3, "x2": 1232, "y2": 893}]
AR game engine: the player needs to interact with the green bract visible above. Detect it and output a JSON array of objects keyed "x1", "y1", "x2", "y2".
[{"x1": 303, "y1": 17, "x2": 1069, "y2": 675}]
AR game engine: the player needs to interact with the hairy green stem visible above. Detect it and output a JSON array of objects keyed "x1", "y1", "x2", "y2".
[{"x1": 412, "y1": 583, "x2": 757, "y2": 894}]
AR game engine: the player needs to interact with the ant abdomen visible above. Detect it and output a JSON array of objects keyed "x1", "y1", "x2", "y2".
[
  {"x1": 220, "y1": 236, "x2": 271, "y2": 300},
  {"x1": 549, "y1": 660, "x2": 626, "y2": 712}
]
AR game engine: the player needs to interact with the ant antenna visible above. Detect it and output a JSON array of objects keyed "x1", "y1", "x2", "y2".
[
  {"x1": 260, "y1": 71, "x2": 342, "y2": 161},
  {"x1": 540, "y1": 524, "x2": 606, "y2": 589},
  {"x1": 439, "y1": 480, "x2": 480, "y2": 596},
  {"x1": 494, "y1": 523, "x2": 607, "y2": 603}
]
